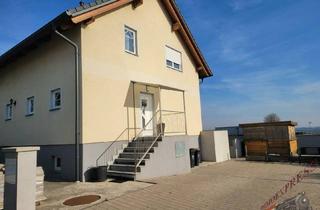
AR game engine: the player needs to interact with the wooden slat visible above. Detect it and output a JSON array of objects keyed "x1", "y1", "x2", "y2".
[
  {"x1": 245, "y1": 141, "x2": 267, "y2": 156},
  {"x1": 289, "y1": 140, "x2": 298, "y2": 155}
]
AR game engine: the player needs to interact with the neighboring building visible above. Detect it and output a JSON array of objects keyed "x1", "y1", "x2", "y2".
[
  {"x1": 240, "y1": 121, "x2": 298, "y2": 161},
  {"x1": 0, "y1": 0, "x2": 212, "y2": 181},
  {"x1": 215, "y1": 126, "x2": 244, "y2": 158},
  {"x1": 297, "y1": 134, "x2": 320, "y2": 154}
]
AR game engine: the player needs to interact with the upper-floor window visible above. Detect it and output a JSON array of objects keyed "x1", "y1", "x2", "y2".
[
  {"x1": 5, "y1": 104, "x2": 13, "y2": 121},
  {"x1": 26, "y1": 96, "x2": 35, "y2": 116},
  {"x1": 50, "y1": 89, "x2": 61, "y2": 110},
  {"x1": 165, "y1": 46, "x2": 182, "y2": 71},
  {"x1": 125, "y1": 26, "x2": 137, "y2": 55}
]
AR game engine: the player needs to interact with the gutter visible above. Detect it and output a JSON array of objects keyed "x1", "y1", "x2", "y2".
[{"x1": 54, "y1": 30, "x2": 81, "y2": 182}]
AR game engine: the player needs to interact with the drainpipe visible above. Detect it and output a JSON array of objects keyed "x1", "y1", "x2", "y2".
[{"x1": 54, "y1": 30, "x2": 80, "y2": 182}]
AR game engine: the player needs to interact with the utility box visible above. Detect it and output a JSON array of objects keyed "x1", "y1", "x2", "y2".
[{"x1": 200, "y1": 131, "x2": 231, "y2": 162}]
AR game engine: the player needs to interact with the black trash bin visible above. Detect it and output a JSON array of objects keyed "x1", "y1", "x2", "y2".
[
  {"x1": 95, "y1": 166, "x2": 107, "y2": 182},
  {"x1": 195, "y1": 149, "x2": 201, "y2": 166},
  {"x1": 189, "y1": 149, "x2": 196, "y2": 168}
]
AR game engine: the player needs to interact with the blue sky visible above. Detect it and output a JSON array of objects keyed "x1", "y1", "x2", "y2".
[{"x1": 1, "y1": 0, "x2": 319, "y2": 129}]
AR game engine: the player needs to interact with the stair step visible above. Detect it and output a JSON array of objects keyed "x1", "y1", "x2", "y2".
[
  {"x1": 107, "y1": 170, "x2": 136, "y2": 180},
  {"x1": 128, "y1": 141, "x2": 159, "y2": 147},
  {"x1": 106, "y1": 136, "x2": 163, "y2": 180},
  {"x1": 136, "y1": 137, "x2": 162, "y2": 141},
  {"x1": 124, "y1": 147, "x2": 155, "y2": 153},
  {"x1": 109, "y1": 164, "x2": 141, "y2": 172},
  {"x1": 119, "y1": 152, "x2": 150, "y2": 159},
  {"x1": 114, "y1": 158, "x2": 146, "y2": 165}
]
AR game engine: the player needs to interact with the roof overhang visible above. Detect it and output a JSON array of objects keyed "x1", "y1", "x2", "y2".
[
  {"x1": 0, "y1": 12, "x2": 74, "y2": 68},
  {"x1": 240, "y1": 121, "x2": 298, "y2": 128},
  {"x1": 0, "y1": 0, "x2": 213, "y2": 78}
]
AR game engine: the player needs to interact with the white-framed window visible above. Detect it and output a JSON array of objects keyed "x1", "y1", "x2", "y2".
[
  {"x1": 125, "y1": 26, "x2": 137, "y2": 55},
  {"x1": 54, "y1": 156, "x2": 62, "y2": 171},
  {"x1": 26, "y1": 96, "x2": 35, "y2": 116},
  {"x1": 165, "y1": 46, "x2": 182, "y2": 71},
  {"x1": 5, "y1": 104, "x2": 13, "y2": 121},
  {"x1": 50, "y1": 89, "x2": 61, "y2": 110}
]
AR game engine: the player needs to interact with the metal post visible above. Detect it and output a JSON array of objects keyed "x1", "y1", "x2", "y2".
[
  {"x1": 159, "y1": 86, "x2": 163, "y2": 135},
  {"x1": 132, "y1": 82, "x2": 137, "y2": 137},
  {"x1": 55, "y1": 30, "x2": 81, "y2": 182},
  {"x1": 182, "y1": 90, "x2": 188, "y2": 135},
  {"x1": 132, "y1": 81, "x2": 137, "y2": 179},
  {"x1": 127, "y1": 107, "x2": 130, "y2": 144}
]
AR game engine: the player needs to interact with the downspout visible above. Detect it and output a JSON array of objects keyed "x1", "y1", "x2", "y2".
[{"x1": 54, "y1": 30, "x2": 81, "y2": 182}]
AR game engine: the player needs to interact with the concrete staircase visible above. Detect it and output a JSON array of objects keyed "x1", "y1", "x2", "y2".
[{"x1": 107, "y1": 136, "x2": 162, "y2": 180}]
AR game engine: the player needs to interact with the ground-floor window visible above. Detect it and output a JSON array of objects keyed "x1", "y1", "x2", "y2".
[
  {"x1": 5, "y1": 104, "x2": 13, "y2": 121},
  {"x1": 53, "y1": 156, "x2": 62, "y2": 171}
]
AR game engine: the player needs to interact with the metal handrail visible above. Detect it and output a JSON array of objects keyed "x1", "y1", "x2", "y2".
[
  {"x1": 131, "y1": 110, "x2": 161, "y2": 143},
  {"x1": 96, "y1": 109, "x2": 187, "y2": 170},
  {"x1": 131, "y1": 110, "x2": 184, "y2": 142},
  {"x1": 96, "y1": 127, "x2": 136, "y2": 166},
  {"x1": 132, "y1": 110, "x2": 162, "y2": 176},
  {"x1": 162, "y1": 111, "x2": 185, "y2": 116},
  {"x1": 135, "y1": 133, "x2": 162, "y2": 168},
  {"x1": 161, "y1": 109, "x2": 185, "y2": 113}
]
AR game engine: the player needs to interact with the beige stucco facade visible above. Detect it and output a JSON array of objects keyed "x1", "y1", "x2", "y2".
[
  {"x1": 81, "y1": 0, "x2": 203, "y2": 144},
  {"x1": 0, "y1": 0, "x2": 203, "y2": 146},
  {"x1": 0, "y1": 28, "x2": 80, "y2": 146}
]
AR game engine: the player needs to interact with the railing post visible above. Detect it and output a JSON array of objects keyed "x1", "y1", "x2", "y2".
[
  {"x1": 159, "y1": 87, "x2": 163, "y2": 135},
  {"x1": 132, "y1": 81, "x2": 137, "y2": 137},
  {"x1": 183, "y1": 90, "x2": 188, "y2": 135}
]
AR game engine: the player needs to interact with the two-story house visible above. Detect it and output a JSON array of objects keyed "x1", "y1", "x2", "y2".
[{"x1": 0, "y1": 0, "x2": 212, "y2": 181}]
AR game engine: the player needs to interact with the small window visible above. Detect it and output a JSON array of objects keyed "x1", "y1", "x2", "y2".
[
  {"x1": 165, "y1": 46, "x2": 182, "y2": 71},
  {"x1": 50, "y1": 89, "x2": 61, "y2": 110},
  {"x1": 54, "y1": 156, "x2": 62, "y2": 171},
  {"x1": 5, "y1": 104, "x2": 13, "y2": 121},
  {"x1": 26, "y1": 97, "x2": 35, "y2": 116},
  {"x1": 125, "y1": 26, "x2": 137, "y2": 55}
]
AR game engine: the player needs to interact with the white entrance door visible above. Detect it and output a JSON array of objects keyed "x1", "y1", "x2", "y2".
[{"x1": 140, "y1": 93, "x2": 154, "y2": 137}]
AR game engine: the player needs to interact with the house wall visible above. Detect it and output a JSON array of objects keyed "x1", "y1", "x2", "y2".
[
  {"x1": 135, "y1": 135, "x2": 198, "y2": 180},
  {"x1": 80, "y1": 0, "x2": 203, "y2": 144},
  {"x1": 0, "y1": 28, "x2": 80, "y2": 147},
  {"x1": 0, "y1": 28, "x2": 81, "y2": 181}
]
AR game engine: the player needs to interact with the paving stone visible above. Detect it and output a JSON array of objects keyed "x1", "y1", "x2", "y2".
[{"x1": 91, "y1": 160, "x2": 320, "y2": 210}]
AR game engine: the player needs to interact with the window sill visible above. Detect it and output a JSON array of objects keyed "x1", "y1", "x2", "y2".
[
  {"x1": 166, "y1": 66, "x2": 183, "y2": 72},
  {"x1": 50, "y1": 107, "x2": 61, "y2": 112},
  {"x1": 53, "y1": 169, "x2": 62, "y2": 174},
  {"x1": 125, "y1": 50, "x2": 138, "y2": 56},
  {"x1": 26, "y1": 113, "x2": 34, "y2": 117}
]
